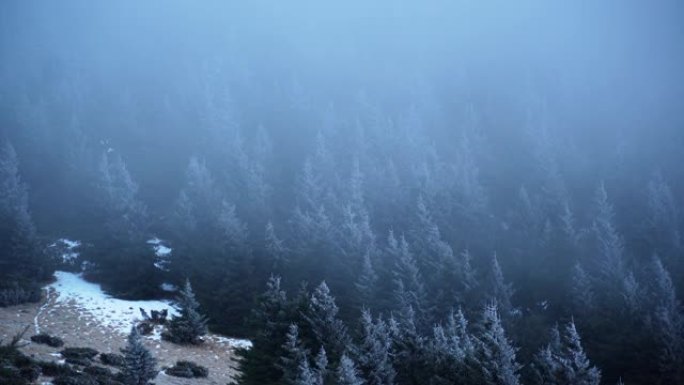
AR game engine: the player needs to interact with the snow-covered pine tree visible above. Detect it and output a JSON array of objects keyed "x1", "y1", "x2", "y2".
[
  {"x1": 570, "y1": 263, "x2": 595, "y2": 317},
  {"x1": 0, "y1": 141, "x2": 45, "y2": 306},
  {"x1": 477, "y1": 304, "x2": 521, "y2": 385},
  {"x1": 560, "y1": 321, "x2": 601, "y2": 385},
  {"x1": 648, "y1": 256, "x2": 684, "y2": 384},
  {"x1": 279, "y1": 324, "x2": 310, "y2": 385},
  {"x1": 388, "y1": 231, "x2": 428, "y2": 327},
  {"x1": 97, "y1": 150, "x2": 148, "y2": 240},
  {"x1": 164, "y1": 279, "x2": 208, "y2": 344},
  {"x1": 531, "y1": 321, "x2": 600, "y2": 385},
  {"x1": 304, "y1": 281, "x2": 351, "y2": 363},
  {"x1": 337, "y1": 354, "x2": 365, "y2": 385},
  {"x1": 590, "y1": 182, "x2": 625, "y2": 289},
  {"x1": 355, "y1": 251, "x2": 379, "y2": 308},
  {"x1": 237, "y1": 275, "x2": 291, "y2": 385},
  {"x1": 487, "y1": 254, "x2": 515, "y2": 318},
  {"x1": 646, "y1": 172, "x2": 681, "y2": 253},
  {"x1": 122, "y1": 326, "x2": 158, "y2": 385},
  {"x1": 356, "y1": 309, "x2": 395, "y2": 385},
  {"x1": 265, "y1": 221, "x2": 288, "y2": 270}
]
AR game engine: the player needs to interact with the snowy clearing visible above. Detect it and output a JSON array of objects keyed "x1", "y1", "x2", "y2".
[{"x1": 47, "y1": 271, "x2": 177, "y2": 335}]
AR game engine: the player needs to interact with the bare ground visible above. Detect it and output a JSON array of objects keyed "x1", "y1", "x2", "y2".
[{"x1": 0, "y1": 287, "x2": 243, "y2": 385}]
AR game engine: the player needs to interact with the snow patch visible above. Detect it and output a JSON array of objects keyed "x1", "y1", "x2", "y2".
[
  {"x1": 160, "y1": 283, "x2": 177, "y2": 292},
  {"x1": 148, "y1": 237, "x2": 172, "y2": 271},
  {"x1": 208, "y1": 335, "x2": 252, "y2": 349},
  {"x1": 49, "y1": 238, "x2": 81, "y2": 263},
  {"x1": 48, "y1": 271, "x2": 177, "y2": 335}
]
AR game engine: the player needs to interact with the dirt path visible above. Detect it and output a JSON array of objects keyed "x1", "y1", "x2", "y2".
[{"x1": 0, "y1": 290, "x2": 243, "y2": 385}]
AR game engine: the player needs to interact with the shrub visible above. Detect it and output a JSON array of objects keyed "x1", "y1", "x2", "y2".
[
  {"x1": 165, "y1": 360, "x2": 209, "y2": 378},
  {"x1": 31, "y1": 333, "x2": 64, "y2": 347}
]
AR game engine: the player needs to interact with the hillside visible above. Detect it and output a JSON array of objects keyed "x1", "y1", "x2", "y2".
[{"x1": 0, "y1": 271, "x2": 250, "y2": 385}]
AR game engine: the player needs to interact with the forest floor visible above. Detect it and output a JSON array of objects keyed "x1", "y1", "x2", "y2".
[{"x1": 0, "y1": 272, "x2": 249, "y2": 385}]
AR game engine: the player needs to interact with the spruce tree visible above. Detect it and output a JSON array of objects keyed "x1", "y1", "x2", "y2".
[
  {"x1": 337, "y1": 354, "x2": 365, "y2": 385},
  {"x1": 357, "y1": 309, "x2": 395, "y2": 385},
  {"x1": 164, "y1": 279, "x2": 208, "y2": 344},
  {"x1": 304, "y1": 281, "x2": 351, "y2": 363},
  {"x1": 279, "y1": 324, "x2": 310, "y2": 385},
  {"x1": 122, "y1": 326, "x2": 158, "y2": 385},
  {"x1": 237, "y1": 275, "x2": 291, "y2": 385},
  {"x1": 477, "y1": 304, "x2": 521, "y2": 385}
]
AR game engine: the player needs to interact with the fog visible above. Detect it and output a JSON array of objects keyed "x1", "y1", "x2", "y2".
[{"x1": 1, "y1": 1, "x2": 684, "y2": 384}]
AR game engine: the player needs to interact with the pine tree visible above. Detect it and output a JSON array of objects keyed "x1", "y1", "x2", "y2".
[
  {"x1": 122, "y1": 326, "x2": 158, "y2": 385},
  {"x1": 357, "y1": 309, "x2": 395, "y2": 385},
  {"x1": 304, "y1": 282, "x2": 351, "y2": 363},
  {"x1": 388, "y1": 231, "x2": 428, "y2": 326},
  {"x1": 265, "y1": 221, "x2": 288, "y2": 270},
  {"x1": 560, "y1": 321, "x2": 601, "y2": 385},
  {"x1": 337, "y1": 354, "x2": 365, "y2": 385},
  {"x1": 646, "y1": 172, "x2": 681, "y2": 253},
  {"x1": 0, "y1": 141, "x2": 45, "y2": 304},
  {"x1": 279, "y1": 324, "x2": 310, "y2": 385},
  {"x1": 488, "y1": 254, "x2": 515, "y2": 317},
  {"x1": 648, "y1": 256, "x2": 684, "y2": 383},
  {"x1": 237, "y1": 276, "x2": 291, "y2": 385},
  {"x1": 570, "y1": 263, "x2": 595, "y2": 316},
  {"x1": 355, "y1": 251, "x2": 379, "y2": 308},
  {"x1": 97, "y1": 150, "x2": 148, "y2": 240},
  {"x1": 477, "y1": 304, "x2": 521, "y2": 385},
  {"x1": 164, "y1": 279, "x2": 208, "y2": 344},
  {"x1": 531, "y1": 321, "x2": 601, "y2": 385},
  {"x1": 591, "y1": 182, "x2": 625, "y2": 287}
]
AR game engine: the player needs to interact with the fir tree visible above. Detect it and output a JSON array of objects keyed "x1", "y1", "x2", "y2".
[
  {"x1": 164, "y1": 279, "x2": 208, "y2": 344},
  {"x1": 237, "y1": 275, "x2": 291, "y2": 385},
  {"x1": 122, "y1": 326, "x2": 158, "y2": 385},
  {"x1": 337, "y1": 354, "x2": 365, "y2": 385},
  {"x1": 357, "y1": 309, "x2": 395, "y2": 385},
  {"x1": 279, "y1": 324, "x2": 310, "y2": 385},
  {"x1": 304, "y1": 282, "x2": 351, "y2": 363},
  {"x1": 488, "y1": 254, "x2": 515, "y2": 317},
  {"x1": 477, "y1": 304, "x2": 521, "y2": 385}
]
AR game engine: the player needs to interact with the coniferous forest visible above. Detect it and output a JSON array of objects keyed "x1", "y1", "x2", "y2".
[{"x1": 1, "y1": 1, "x2": 684, "y2": 385}]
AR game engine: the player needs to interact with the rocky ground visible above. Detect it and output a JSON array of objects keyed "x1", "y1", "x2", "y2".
[{"x1": 0, "y1": 276, "x2": 247, "y2": 385}]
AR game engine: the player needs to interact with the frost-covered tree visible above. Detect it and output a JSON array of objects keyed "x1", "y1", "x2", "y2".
[
  {"x1": 532, "y1": 321, "x2": 601, "y2": 385},
  {"x1": 238, "y1": 276, "x2": 291, "y2": 385},
  {"x1": 122, "y1": 326, "x2": 158, "y2": 385},
  {"x1": 304, "y1": 282, "x2": 351, "y2": 362},
  {"x1": 561, "y1": 321, "x2": 601, "y2": 385},
  {"x1": 355, "y1": 251, "x2": 379, "y2": 308},
  {"x1": 477, "y1": 304, "x2": 521, "y2": 385},
  {"x1": 0, "y1": 141, "x2": 36, "y2": 268},
  {"x1": 647, "y1": 256, "x2": 684, "y2": 383},
  {"x1": 163, "y1": 279, "x2": 208, "y2": 344},
  {"x1": 487, "y1": 254, "x2": 515, "y2": 317},
  {"x1": 570, "y1": 264, "x2": 595, "y2": 317},
  {"x1": 279, "y1": 324, "x2": 310, "y2": 385},
  {"x1": 590, "y1": 182, "x2": 625, "y2": 287},
  {"x1": 0, "y1": 141, "x2": 45, "y2": 305},
  {"x1": 265, "y1": 221, "x2": 288, "y2": 270},
  {"x1": 97, "y1": 151, "x2": 148, "y2": 240},
  {"x1": 388, "y1": 231, "x2": 428, "y2": 326},
  {"x1": 357, "y1": 309, "x2": 395, "y2": 385},
  {"x1": 173, "y1": 156, "x2": 221, "y2": 234},
  {"x1": 646, "y1": 172, "x2": 681, "y2": 253},
  {"x1": 337, "y1": 354, "x2": 365, "y2": 385}
]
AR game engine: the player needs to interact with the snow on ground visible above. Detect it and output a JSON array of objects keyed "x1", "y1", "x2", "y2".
[
  {"x1": 44, "y1": 271, "x2": 252, "y2": 349},
  {"x1": 47, "y1": 271, "x2": 177, "y2": 335},
  {"x1": 49, "y1": 238, "x2": 81, "y2": 263},
  {"x1": 209, "y1": 335, "x2": 253, "y2": 349},
  {"x1": 148, "y1": 237, "x2": 172, "y2": 271}
]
